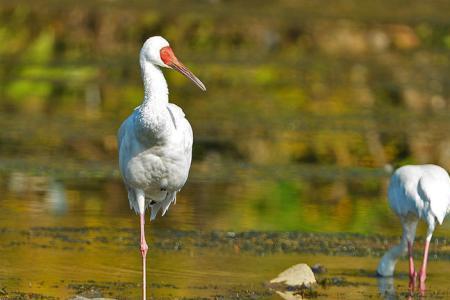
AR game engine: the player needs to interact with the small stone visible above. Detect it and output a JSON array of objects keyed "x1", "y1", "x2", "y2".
[
  {"x1": 226, "y1": 232, "x2": 236, "y2": 238},
  {"x1": 270, "y1": 263, "x2": 316, "y2": 287},
  {"x1": 311, "y1": 263, "x2": 327, "y2": 274}
]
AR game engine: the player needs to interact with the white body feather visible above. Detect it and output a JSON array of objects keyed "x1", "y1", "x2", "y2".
[
  {"x1": 117, "y1": 37, "x2": 193, "y2": 220},
  {"x1": 388, "y1": 164, "x2": 450, "y2": 225},
  {"x1": 377, "y1": 164, "x2": 450, "y2": 277}
]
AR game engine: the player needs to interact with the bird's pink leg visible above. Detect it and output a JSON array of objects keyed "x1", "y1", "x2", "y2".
[
  {"x1": 407, "y1": 241, "x2": 416, "y2": 291},
  {"x1": 140, "y1": 213, "x2": 148, "y2": 300},
  {"x1": 418, "y1": 239, "x2": 430, "y2": 293}
]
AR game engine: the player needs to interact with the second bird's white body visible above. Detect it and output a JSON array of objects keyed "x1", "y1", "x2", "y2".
[
  {"x1": 388, "y1": 164, "x2": 450, "y2": 226},
  {"x1": 377, "y1": 164, "x2": 450, "y2": 278}
]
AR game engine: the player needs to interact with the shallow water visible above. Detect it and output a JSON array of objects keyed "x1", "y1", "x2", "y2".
[{"x1": 1, "y1": 168, "x2": 450, "y2": 299}]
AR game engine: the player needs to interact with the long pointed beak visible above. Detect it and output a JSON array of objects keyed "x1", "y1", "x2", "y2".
[
  {"x1": 168, "y1": 59, "x2": 206, "y2": 91},
  {"x1": 160, "y1": 46, "x2": 206, "y2": 91}
]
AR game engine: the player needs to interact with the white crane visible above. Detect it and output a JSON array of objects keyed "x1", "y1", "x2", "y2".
[
  {"x1": 377, "y1": 164, "x2": 450, "y2": 292},
  {"x1": 117, "y1": 36, "x2": 205, "y2": 299}
]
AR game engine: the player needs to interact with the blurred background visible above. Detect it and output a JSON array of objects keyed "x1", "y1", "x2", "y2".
[{"x1": 0, "y1": 0, "x2": 450, "y2": 298}]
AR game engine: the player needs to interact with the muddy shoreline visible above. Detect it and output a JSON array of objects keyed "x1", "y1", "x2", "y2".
[{"x1": 1, "y1": 227, "x2": 449, "y2": 259}]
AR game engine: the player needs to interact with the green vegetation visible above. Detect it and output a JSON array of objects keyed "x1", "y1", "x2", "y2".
[{"x1": 1, "y1": 0, "x2": 449, "y2": 169}]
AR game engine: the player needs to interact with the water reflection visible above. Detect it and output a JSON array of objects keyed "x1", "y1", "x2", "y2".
[
  {"x1": 2, "y1": 166, "x2": 450, "y2": 236},
  {"x1": 1, "y1": 168, "x2": 450, "y2": 298},
  {"x1": 8, "y1": 172, "x2": 48, "y2": 194},
  {"x1": 46, "y1": 180, "x2": 67, "y2": 215},
  {"x1": 378, "y1": 277, "x2": 396, "y2": 299},
  {"x1": 6, "y1": 172, "x2": 67, "y2": 215},
  {"x1": 377, "y1": 273, "x2": 443, "y2": 299}
]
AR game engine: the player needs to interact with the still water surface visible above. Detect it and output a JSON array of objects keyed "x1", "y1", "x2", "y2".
[{"x1": 1, "y1": 162, "x2": 450, "y2": 299}]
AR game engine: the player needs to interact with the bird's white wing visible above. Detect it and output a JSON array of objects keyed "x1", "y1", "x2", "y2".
[
  {"x1": 117, "y1": 114, "x2": 138, "y2": 211},
  {"x1": 117, "y1": 106, "x2": 141, "y2": 151},
  {"x1": 117, "y1": 117, "x2": 128, "y2": 150},
  {"x1": 418, "y1": 172, "x2": 450, "y2": 224},
  {"x1": 182, "y1": 116, "x2": 193, "y2": 158},
  {"x1": 142, "y1": 103, "x2": 192, "y2": 220},
  {"x1": 388, "y1": 168, "x2": 423, "y2": 217},
  {"x1": 117, "y1": 113, "x2": 135, "y2": 175},
  {"x1": 168, "y1": 103, "x2": 193, "y2": 155}
]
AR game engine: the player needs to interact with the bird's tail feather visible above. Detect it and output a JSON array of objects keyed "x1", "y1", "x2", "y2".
[
  {"x1": 127, "y1": 188, "x2": 178, "y2": 220},
  {"x1": 149, "y1": 191, "x2": 177, "y2": 221}
]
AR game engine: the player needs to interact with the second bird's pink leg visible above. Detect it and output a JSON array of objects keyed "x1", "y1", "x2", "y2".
[
  {"x1": 418, "y1": 240, "x2": 430, "y2": 293},
  {"x1": 407, "y1": 241, "x2": 416, "y2": 290},
  {"x1": 140, "y1": 213, "x2": 148, "y2": 300}
]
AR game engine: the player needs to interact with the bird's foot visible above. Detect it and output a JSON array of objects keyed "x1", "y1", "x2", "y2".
[
  {"x1": 408, "y1": 271, "x2": 417, "y2": 291},
  {"x1": 418, "y1": 271, "x2": 426, "y2": 294},
  {"x1": 418, "y1": 270, "x2": 426, "y2": 283},
  {"x1": 140, "y1": 239, "x2": 148, "y2": 257}
]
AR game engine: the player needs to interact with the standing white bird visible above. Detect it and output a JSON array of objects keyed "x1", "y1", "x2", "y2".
[
  {"x1": 377, "y1": 164, "x2": 450, "y2": 292},
  {"x1": 117, "y1": 36, "x2": 205, "y2": 299}
]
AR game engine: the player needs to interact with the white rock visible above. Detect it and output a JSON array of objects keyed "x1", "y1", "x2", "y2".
[{"x1": 270, "y1": 263, "x2": 316, "y2": 286}]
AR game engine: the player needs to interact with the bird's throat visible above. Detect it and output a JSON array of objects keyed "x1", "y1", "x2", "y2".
[{"x1": 141, "y1": 61, "x2": 169, "y2": 106}]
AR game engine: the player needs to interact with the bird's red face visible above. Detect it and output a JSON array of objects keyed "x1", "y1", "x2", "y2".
[{"x1": 160, "y1": 46, "x2": 206, "y2": 91}]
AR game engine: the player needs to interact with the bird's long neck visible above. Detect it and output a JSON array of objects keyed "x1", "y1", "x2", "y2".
[
  {"x1": 140, "y1": 60, "x2": 169, "y2": 106},
  {"x1": 385, "y1": 240, "x2": 407, "y2": 261},
  {"x1": 377, "y1": 235, "x2": 408, "y2": 276},
  {"x1": 136, "y1": 60, "x2": 170, "y2": 135}
]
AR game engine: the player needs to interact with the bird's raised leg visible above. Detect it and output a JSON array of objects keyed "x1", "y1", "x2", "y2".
[{"x1": 407, "y1": 241, "x2": 417, "y2": 291}]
